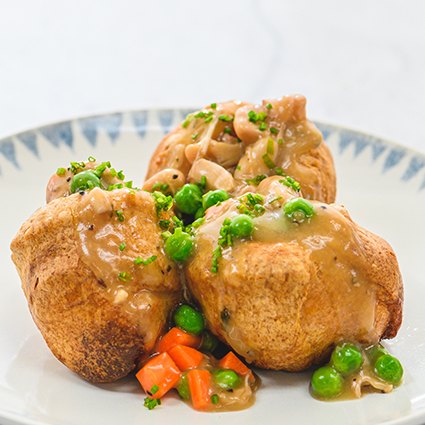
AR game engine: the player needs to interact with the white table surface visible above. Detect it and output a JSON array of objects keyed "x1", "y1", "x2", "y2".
[{"x1": 1, "y1": 0, "x2": 424, "y2": 155}]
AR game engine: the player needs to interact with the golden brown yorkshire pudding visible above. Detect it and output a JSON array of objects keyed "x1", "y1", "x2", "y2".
[
  {"x1": 11, "y1": 187, "x2": 181, "y2": 382},
  {"x1": 184, "y1": 177, "x2": 403, "y2": 372},
  {"x1": 146, "y1": 95, "x2": 336, "y2": 203}
]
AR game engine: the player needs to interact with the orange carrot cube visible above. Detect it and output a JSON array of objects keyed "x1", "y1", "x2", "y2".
[
  {"x1": 219, "y1": 351, "x2": 254, "y2": 383},
  {"x1": 168, "y1": 344, "x2": 204, "y2": 371},
  {"x1": 157, "y1": 327, "x2": 201, "y2": 353},
  {"x1": 136, "y1": 352, "x2": 181, "y2": 399},
  {"x1": 187, "y1": 369, "x2": 212, "y2": 410}
]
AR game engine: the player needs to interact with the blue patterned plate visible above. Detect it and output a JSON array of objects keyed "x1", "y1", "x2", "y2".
[{"x1": 1, "y1": 110, "x2": 425, "y2": 425}]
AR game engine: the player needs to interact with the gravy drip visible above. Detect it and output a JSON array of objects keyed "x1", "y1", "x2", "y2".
[
  {"x1": 193, "y1": 177, "x2": 377, "y2": 361},
  {"x1": 73, "y1": 187, "x2": 180, "y2": 349}
]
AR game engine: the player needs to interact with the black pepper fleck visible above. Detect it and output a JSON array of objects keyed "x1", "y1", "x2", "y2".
[
  {"x1": 88, "y1": 225, "x2": 94, "y2": 231},
  {"x1": 66, "y1": 177, "x2": 71, "y2": 182},
  {"x1": 321, "y1": 205, "x2": 327, "y2": 210},
  {"x1": 166, "y1": 265, "x2": 172, "y2": 272},
  {"x1": 98, "y1": 279, "x2": 106, "y2": 288},
  {"x1": 79, "y1": 190, "x2": 85, "y2": 196},
  {"x1": 172, "y1": 174, "x2": 178, "y2": 180}
]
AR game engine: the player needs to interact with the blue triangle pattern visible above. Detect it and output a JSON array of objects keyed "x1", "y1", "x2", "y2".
[
  {"x1": 383, "y1": 148, "x2": 406, "y2": 173},
  {"x1": 0, "y1": 138, "x2": 20, "y2": 169},
  {"x1": 338, "y1": 132, "x2": 353, "y2": 154},
  {"x1": 159, "y1": 110, "x2": 174, "y2": 134},
  {"x1": 401, "y1": 155, "x2": 425, "y2": 182},
  {"x1": 40, "y1": 122, "x2": 73, "y2": 148},
  {"x1": 371, "y1": 140, "x2": 387, "y2": 162},
  {"x1": 96, "y1": 113, "x2": 122, "y2": 143},
  {"x1": 132, "y1": 111, "x2": 148, "y2": 139},
  {"x1": 354, "y1": 139, "x2": 369, "y2": 157},
  {"x1": 17, "y1": 131, "x2": 39, "y2": 157},
  {"x1": 79, "y1": 117, "x2": 98, "y2": 147}
]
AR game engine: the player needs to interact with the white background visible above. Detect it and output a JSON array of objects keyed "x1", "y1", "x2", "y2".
[{"x1": 0, "y1": 0, "x2": 424, "y2": 154}]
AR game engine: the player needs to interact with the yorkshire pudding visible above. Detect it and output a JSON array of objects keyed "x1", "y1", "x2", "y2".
[
  {"x1": 11, "y1": 187, "x2": 181, "y2": 382},
  {"x1": 183, "y1": 177, "x2": 403, "y2": 371}
]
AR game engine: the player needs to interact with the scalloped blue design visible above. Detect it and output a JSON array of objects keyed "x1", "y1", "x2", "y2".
[
  {"x1": 78, "y1": 117, "x2": 98, "y2": 146},
  {"x1": 0, "y1": 138, "x2": 19, "y2": 173},
  {"x1": 17, "y1": 131, "x2": 38, "y2": 157},
  {"x1": 158, "y1": 110, "x2": 174, "y2": 134},
  {"x1": 132, "y1": 111, "x2": 148, "y2": 139},
  {"x1": 402, "y1": 155, "x2": 425, "y2": 181},
  {"x1": 1, "y1": 111, "x2": 425, "y2": 192},
  {"x1": 40, "y1": 121, "x2": 73, "y2": 148},
  {"x1": 383, "y1": 148, "x2": 407, "y2": 172},
  {"x1": 96, "y1": 113, "x2": 122, "y2": 143},
  {"x1": 371, "y1": 140, "x2": 387, "y2": 161}
]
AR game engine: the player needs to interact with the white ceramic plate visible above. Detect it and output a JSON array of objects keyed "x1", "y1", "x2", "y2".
[{"x1": 1, "y1": 110, "x2": 425, "y2": 425}]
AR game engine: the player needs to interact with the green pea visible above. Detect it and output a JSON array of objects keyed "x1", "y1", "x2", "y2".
[
  {"x1": 331, "y1": 343, "x2": 363, "y2": 375},
  {"x1": 70, "y1": 170, "x2": 102, "y2": 193},
  {"x1": 213, "y1": 369, "x2": 241, "y2": 390},
  {"x1": 200, "y1": 331, "x2": 218, "y2": 352},
  {"x1": 164, "y1": 228, "x2": 194, "y2": 262},
  {"x1": 374, "y1": 354, "x2": 403, "y2": 385},
  {"x1": 202, "y1": 190, "x2": 230, "y2": 210},
  {"x1": 311, "y1": 365, "x2": 344, "y2": 399},
  {"x1": 229, "y1": 214, "x2": 254, "y2": 238},
  {"x1": 283, "y1": 197, "x2": 315, "y2": 221},
  {"x1": 174, "y1": 184, "x2": 203, "y2": 215},
  {"x1": 176, "y1": 373, "x2": 190, "y2": 400},
  {"x1": 174, "y1": 305, "x2": 204, "y2": 335}
]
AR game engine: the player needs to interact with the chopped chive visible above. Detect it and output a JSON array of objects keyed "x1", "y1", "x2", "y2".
[
  {"x1": 236, "y1": 165, "x2": 241, "y2": 170},
  {"x1": 118, "y1": 272, "x2": 131, "y2": 282},
  {"x1": 205, "y1": 115, "x2": 214, "y2": 123},
  {"x1": 134, "y1": 257, "x2": 143, "y2": 265},
  {"x1": 117, "y1": 170, "x2": 125, "y2": 180},
  {"x1": 224, "y1": 127, "x2": 231, "y2": 134},
  {"x1": 200, "y1": 175, "x2": 207, "y2": 189},
  {"x1": 259, "y1": 122, "x2": 267, "y2": 131},
  {"x1": 267, "y1": 138, "x2": 274, "y2": 156},
  {"x1": 210, "y1": 103, "x2": 217, "y2": 109},
  {"x1": 88, "y1": 156, "x2": 96, "y2": 162},
  {"x1": 129, "y1": 189, "x2": 135, "y2": 195},
  {"x1": 162, "y1": 231, "x2": 172, "y2": 239},
  {"x1": 119, "y1": 243, "x2": 126, "y2": 251},
  {"x1": 258, "y1": 111, "x2": 268, "y2": 121},
  {"x1": 191, "y1": 133, "x2": 198, "y2": 139},
  {"x1": 150, "y1": 385, "x2": 159, "y2": 395},
  {"x1": 115, "y1": 210, "x2": 124, "y2": 221},
  {"x1": 270, "y1": 127, "x2": 278, "y2": 134},
  {"x1": 182, "y1": 114, "x2": 194, "y2": 128},
  {"x1": 56, "y1": 167, "x2": 66, "y2": 176},
  {"x1": 248, "y1": 110, "x2": 258, "y2": 123},
  {"x1": 269, "y1": 196, "x2": 283, "y2": 204},
  {"x1": 125, "y1": 181, "x2": 133, "y2": 188},
  {"x1": 159, "y1": 219, "x2": 170, "y2": 229},
  {"x1": 262, "y1": 153, "x2": 276, "y2": 169},
  {"x1": 194, "y1": 111, "x2": 205, "y2": 118},
  {"x1": 218, "y1": 114, "x2": 232, "y2": 122},
  {"x1": 278, "y1": 138, "x2": 283, "y2": 146},
  {"x1": 266, "y1": 103, "x2": 272, "y2": 109}
]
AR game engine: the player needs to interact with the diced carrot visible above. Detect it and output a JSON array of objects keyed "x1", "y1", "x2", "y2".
[
  {"x1": 187, "y1": 369, "x2": 212, "y2": 410},
  {"x1": 136, "y1": 352, "x2": 181, "y2": 399},
  {"x1": 168, "y1": 344, "x2": 204, "y2": 371},
  {"x1": 218, "y1": 351, "x2": 254, "y2": 383},
  {"x1": 157, "y1": 327, "x2": 201, "y2": 353}
]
